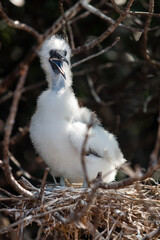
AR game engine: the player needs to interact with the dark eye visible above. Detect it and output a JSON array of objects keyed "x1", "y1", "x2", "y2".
[
  {"x1": 49, "y1": 50, "x2": 55, "y2": 57},
  {"x1": 64, "y1": 50, "x2": 67, "y2": 56}
]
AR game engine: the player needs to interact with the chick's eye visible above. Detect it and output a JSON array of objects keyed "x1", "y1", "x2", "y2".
[{"x1": 64, "y1": 50, "x2": 67, "y2": 56}]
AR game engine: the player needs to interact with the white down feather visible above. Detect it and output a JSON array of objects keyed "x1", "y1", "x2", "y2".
[{"x1": 30, "y1": 36, "x2": 126, "y2": 184}]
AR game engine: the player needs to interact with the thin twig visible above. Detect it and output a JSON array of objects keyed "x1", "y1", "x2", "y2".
[
  {"x1": 10, "y1": 125, "x2": 30, "y2": 145},
  {"x1": 38, "y1": 167, "x2": 49, "y2": 201},
  {"x1": 141, "y1": 0, "x2": 160, "y2": 67},
  {"x1": 87, "y1": 75, "x2": 108, "y2": 106},
  {"x1": 106, "y1": 218, "x2": 119, "y2": 240},
  {"x1": 58, "y1": 0, "x2": 69, "y2": 42},
  {"x1": 80, "y1": 114, "x2": 95, "y2": 187},
  {"x1": 87, "y1": 75, "x2": 104, "y2": 105},
  {"x1": 142, "y1": 0, "x2": 153, "y2": 63},
  {"x1": 58, "y1": 0, "x2": 75, "y2": 49},
  {"x1": 44, "y1": 0, "x2": 91, "y2": 39},
  {"x1": 110, "y1": 0, "x2": 123, "y2": 15},
  {"x1": 9, "y1": 151, "x2": 31, "y2": 179},
  {"x1": 130, "y1": 10, "x2": 160, "y2": 17},
  {"x1": 72, "y1": 37, "x2": 120, "y2": 68},
  {"x1": 0, "y1": 47, "x2": 38, "y2": 94},
  {"x1": 150, "y1": 100, "x2": 160, "y2": 162},
  {"x1": 0, "y1": 81, "x2": 45, "y2": 105},
  {"x1": 16, "y1": 202, "x2": 25, "y2": 240}
]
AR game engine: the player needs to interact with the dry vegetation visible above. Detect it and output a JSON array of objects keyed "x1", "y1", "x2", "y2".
[
  {"x1": 0, "y1": 178, "x2": 160, "y2": 239},
  {"x1": 0, "y1": 0, "x2": 160, "y2": 239}
]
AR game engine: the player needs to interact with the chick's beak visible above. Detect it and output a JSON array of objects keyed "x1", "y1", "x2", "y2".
[
  {"x1": 49, "y1": 55, "x2": 69, "y2": 80},
  {"x1": 61, "y1": 56, "x2": 69, "y2": 65}
]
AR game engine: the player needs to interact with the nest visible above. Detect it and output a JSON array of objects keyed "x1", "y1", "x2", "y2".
[{"x1": 0, "y1": 178, "x2": 160, "y2": 239}]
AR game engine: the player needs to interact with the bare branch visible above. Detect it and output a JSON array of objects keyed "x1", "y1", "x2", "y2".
[
  {"x1": 129, "y1": 10, "x2": 160, "y2": 17},
  {"x1": 58, "y1": 0, "x2": 69, "y2": 42},
  {"x1": 0, "y1": 47, "x2": 38, "y2": 94},
  {"x1": 58, "y1": 0, "x2": 75, "y2": 50},
  {"x1": 99, "y1": 160, "x2": 159, "y2": 190},
  {"x1": 70, "y1": 6, "x2": 159, "y2": 34},
  {"x1": 105, "y1": 1, "x2": 160, "y2": 18},
  {"x1": 3, "y1": 66, "x2": 35, "y2": 198},
  {"x1": 80, "y1": 114, "x2": 95, "y2": 187},
  {"x1": 142, "y1": 227, "x2": 160, "y2": 240},
  {"x1": 10, "y1": 125, "x2": 30, "y2": 145},
  {"x1": 44, "y1": 0, "x2": 91, "y2": 39},
  {"x1": 38, "y1": 167, "x2": 49, "y2": 201},
  {"x1": 72, "y1": 37, "x2": 120, "y2": 68},
  {"x1": 87, "y1": 75, "x2": 106, "y2": 105},
  {"x1": 73, "y1": 0, "x2": 135, "y2": 55},
  {"x1": 0, "y1": 91, "x2": 13, "y2": 104},
  {"x1": 110, "y1": 0, "x2": 123, "y2": 15},
  {"x1": 150, "y1": 101, "x2": 160, "y2": 162},
  {"x1": 141, "y1": 0, "x2": 160, "y2": 67},
  {"x1": 106, "y1": 218, "x2": 119, "y2": 240},
  {"x1": 0, "y1": 81, "x2": 45, "y2": 105},
  {"x1": 67, "y1": 24, "x2": 75, "y2": 50}
]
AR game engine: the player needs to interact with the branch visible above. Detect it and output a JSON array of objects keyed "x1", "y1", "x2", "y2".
[
  {"x1": 130, "y1": 10, "x2": 160, "y2": 17},
  {"x1": 3, "y1": 66, "x2": 35, "y2": 198},
  {"x1": 38, "y1": 167, "x2": 49, "y2": 201},
  {"x1": 150, "y1": 101, "x2": 160, "y2": 162},
  {"x1": 87, "y1": 75, "x2": 106, "y2": 105},
  {"x1": 70, "y1": 6, "x2": 159, "y2": 34},
  {"x1": 72, "y1": 36, "x2": 120, "y2": 68},
  {"x1": 58, "y1": 0, "x2": 69, "y2": 42},
  {"x1": 58, "y1": 0, "x2": 75, "y2": 50},
  {"x1": 99, "y1": 159, "x2": 159, "y2": 190},
  {"x1": 142, "y1": 227, "x2": 160, "y2": 240},
  {"x1": 0, "y1": 81, "x2": 45, "y2": 105},
  {"x1": 0, "y1": 47, "x2": 38, "y2": 94},
  {"x1": 73, "y1": 0, "x2": 135, "y2": 55},
  {"x1": 44, "y1": 0, "x2": 91, "y2": 39},
  {"x1": 110, "y1": 0, "x2": 123, "y2": 15},
  {"x1": 141, "y1": 0, "x2": 160, "y2": 67},
  {"x1": 80, "y1": 114, "x2": 95, "y2": 187},
  {"x1": 10, "y1": 125, "x2": 30, "y2": 145},
  {"x1": 105, "y1": 2, "x2": 160, "y2": 18}
]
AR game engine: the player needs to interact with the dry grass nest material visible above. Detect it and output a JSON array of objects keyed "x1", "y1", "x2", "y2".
[{"x1": 0, "y1": 178, "x2": 160, "y2": 239}]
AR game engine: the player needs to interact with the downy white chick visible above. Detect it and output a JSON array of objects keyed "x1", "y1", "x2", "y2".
[{"x1": 30, "y1": 35, "x2": 126, "y2": 186}]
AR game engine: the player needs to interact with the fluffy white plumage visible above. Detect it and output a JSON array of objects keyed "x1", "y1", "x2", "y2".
[{"x1": 30, "y1": 35, "x2": 126, "y2": 185}]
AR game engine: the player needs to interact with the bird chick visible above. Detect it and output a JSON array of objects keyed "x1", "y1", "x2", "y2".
[{"x1": 30, "y1": 35, "x2": 126, "y2": 186}]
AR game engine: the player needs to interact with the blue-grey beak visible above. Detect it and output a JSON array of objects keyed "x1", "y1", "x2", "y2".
[{"x1": 49, "y1": 54, "x2": 69, "y2": 80}]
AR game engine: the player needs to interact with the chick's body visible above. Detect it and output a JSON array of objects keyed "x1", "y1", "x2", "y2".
[
  {"x1": 30, "y1": 36, "x2": 126, "y2": 184},
  {"x1": 30, "y1": 88, "x2": 82, "y2": 181}
]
